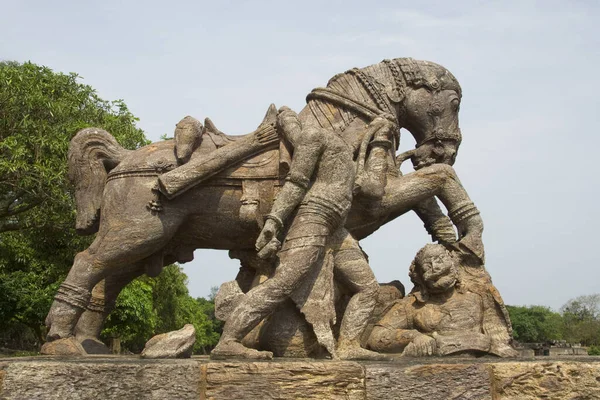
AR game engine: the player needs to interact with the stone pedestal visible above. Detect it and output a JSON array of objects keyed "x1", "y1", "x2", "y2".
[{"x1": 1, "y1": 356, "x2": 598, "y2": 399}]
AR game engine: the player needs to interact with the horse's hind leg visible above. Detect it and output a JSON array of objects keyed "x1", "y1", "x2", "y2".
[
  {"x1": 45, "y1": 218, "x2": 180, "y2": 347},
  {"x1": 74, "y1": 263, "x2": 146, "y2": 354}
]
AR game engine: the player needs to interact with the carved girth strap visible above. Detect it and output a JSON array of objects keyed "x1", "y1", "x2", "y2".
[{"x1": 239, "y1": 180, "x2": 276, "y2": 228}]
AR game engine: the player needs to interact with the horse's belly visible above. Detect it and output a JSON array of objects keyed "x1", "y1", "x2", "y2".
[{"x1": 166, "y1": 183, "x2": 273, "y2": 251}]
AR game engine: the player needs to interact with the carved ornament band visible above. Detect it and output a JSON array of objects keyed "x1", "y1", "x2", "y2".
[
  {"x1": 426, "y1": 217, "x2": 457, "y2": 243},
  {"x1": 106, "y1": 168, "x2": 162, "y2": 183},
  {"x1": 347, "y1": 68, "x2": 395, "y2": 116},
  {"x1": 55, "y1": 282, "x2": 91, "y2": 311},
  {"x1": 417, "y1": 129, "x2": 462, "y2": 148},
  {"x1": 286, "y1": 172, "x2": 310, "y2": 190},
  {"x1": 449, "y1": 202, "x2": 480, "y2": 226},
  {"x1": 265, "y1": 214, "x2": 284, "y2": 230},
  {"x1": 369, "y1": 138, "x2": 393, "y2": 149},
  {"x1": 307, "y1": 88, "x2": 384, "y2": 122},
  {"x1": 86, "y1": 295, "x2": 107, "y2": 312}
]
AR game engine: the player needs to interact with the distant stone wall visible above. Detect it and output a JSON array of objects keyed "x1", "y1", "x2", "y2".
[
  {"x1": 549, "y1": 347, "x2": 589, "y2": 356},
  {"x1": 1, "y1": 356, "x2": 599, "y2": 399}
]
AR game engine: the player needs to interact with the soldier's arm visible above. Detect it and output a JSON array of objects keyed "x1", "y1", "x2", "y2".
[{"x1": 267, "y1": 130, "x2": 323, "y2": 226}]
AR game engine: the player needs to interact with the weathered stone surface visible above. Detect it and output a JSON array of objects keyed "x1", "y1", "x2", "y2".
[
  {"x1": 141, "y1": 324, "x2": 195, "y2": 359},
  {"x1": 204, "y1": 361, "x2": 365, "y2": 399},
  {"x1": 80, "y1": 338, "x2": 111, "y2": 354},
  {"x1": 367, "y1": 244, "x2": 517, "y2": 358},
  {"x1": 45, "y1": 58, "x2": 495, "y2": 363},
  {"x1": 491, "y1": 361, "x2": 600, "y2": 400},
  {"x1": 40, "y1": 337, "x2": 85, "y2": 356},
  {"x1": 0, "y1": 359, "x2": 200, "y2": 400},
  {"x1": 1, "y1": 357, "x2": 599, "y2": 399},
  {"x1": 366, "y1": 362, "x2": 492, "y2": 400},
  {"x1": 214, "y1": 280, "x2": 244, "y2": 321},
  {"x1": 0, "y1": 368, "x2": 5, "y2": 396}
]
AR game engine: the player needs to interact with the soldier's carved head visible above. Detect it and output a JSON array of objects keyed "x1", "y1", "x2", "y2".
[{"x1": 409, "y1": 244, "x2": 459, "y2": 297}]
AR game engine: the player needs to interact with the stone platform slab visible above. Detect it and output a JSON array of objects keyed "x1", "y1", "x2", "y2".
[{"x1": 1, "y1": 356, "x2": 599, "y2": 399}]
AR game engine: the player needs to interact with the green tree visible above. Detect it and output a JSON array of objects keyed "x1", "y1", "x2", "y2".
[
  {"x1": 0, "y1": 61, "x2": 147, "y2": 348},
  {"x1": 101, "y1": 266, "x2": 221, "y2": 354},
  {"x1": 101, "y1": 279, "x2": 158, "y2": 353},
  {"x1": 150, "y1": 265, "x2": 221, "y2": 354},
  {"x1": 561, "y1": 294, "x2": 600, "y2": 347},
  {"x1": 506, "y1": 305, "x2": 563, "y2": 343}
]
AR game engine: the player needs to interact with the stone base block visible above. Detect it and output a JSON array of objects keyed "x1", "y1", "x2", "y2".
[{"x1": 0, "y1": 356, "x2": 598, "y2": 399}]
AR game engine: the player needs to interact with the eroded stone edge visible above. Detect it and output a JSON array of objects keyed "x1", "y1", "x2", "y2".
[
  {"x1": 201, "y1": 360, "x2": 367, "y2": 399},
  {"x1": 0, "y1": 362, "x2": 7, "y2": 396},
  {"x1": 199, "y1": 363, "x2": 208, "y2": 400}
]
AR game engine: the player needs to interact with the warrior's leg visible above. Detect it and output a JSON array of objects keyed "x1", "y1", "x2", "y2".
[
  {"x1": 332, "y1": 230, "x2": 388, "y2": 360},
  {"x1": 212, "y1": 245, "x2": 325, "y2": 359}
]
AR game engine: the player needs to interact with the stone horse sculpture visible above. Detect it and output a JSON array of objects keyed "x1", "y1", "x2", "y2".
[{"x1": 43, "y1": 58, "x2": 485, "y2": 355}]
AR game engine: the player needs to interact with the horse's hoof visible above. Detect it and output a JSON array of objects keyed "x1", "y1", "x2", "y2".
[
  {"x1": 41, "y1": 337, "x2": 86, "y2": 356},
  {"x1": 79, "y1": 337, "x2": 111, "y2": 354}
]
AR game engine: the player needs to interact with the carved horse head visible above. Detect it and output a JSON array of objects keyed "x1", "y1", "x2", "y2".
[
  {"x1": 394, "y1": 59, "x2": 463, "y2": 170},
  {"x1": 306, "y1": 58, "x2": 463, "y2": 170}
]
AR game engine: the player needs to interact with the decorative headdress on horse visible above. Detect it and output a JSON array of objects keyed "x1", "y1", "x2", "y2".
[{"x1": 394, "y1": 58, "x2": 462, "y2": 98}]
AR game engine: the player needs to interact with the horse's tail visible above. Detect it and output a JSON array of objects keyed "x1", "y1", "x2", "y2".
[{"x1": 68, "y1": 127, "x2": 129, "y2": 235}]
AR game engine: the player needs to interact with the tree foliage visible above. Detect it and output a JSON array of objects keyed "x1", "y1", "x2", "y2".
[
  {"x1": 561, "y1": 294, "x2": 600, "y2": 347},
  {"x1": 0, "y1": 61, "x2": 146, "y2": 347},
  {"x1": 507, "y1": 294, "x2": 600, "y2": 354},
  {"x1": 0, "y1": 62, "x2": 222, "y2": 354},
  {"x1": 102, "y1": 266, "x2": 221, "y2": 354},
  {"x1": 506, "y1": 305, "x2": 563, "y2": 343},
  {"x1": 0, "y1": 61, "x2": 147, "y2": 234}
]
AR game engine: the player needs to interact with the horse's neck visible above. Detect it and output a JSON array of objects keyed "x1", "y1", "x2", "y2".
[{"x1": 300, "y1": 62, "x2": 403, "y2": 153}]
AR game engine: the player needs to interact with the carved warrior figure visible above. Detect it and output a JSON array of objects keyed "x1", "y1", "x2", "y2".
[
  {"x1": 43, "y1": 58, "x2": 489, "y2": 356},
  {"x1": 211, "y1": 108, "x2": 388, "y2": 360},
  {"x1": 367, "y1": 244, "x2": 517, "y2": 357}
]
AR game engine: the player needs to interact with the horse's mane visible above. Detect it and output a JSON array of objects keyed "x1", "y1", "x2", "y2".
[{"x1": 307, "y1": 58, "x2": 462, "y2": 133}]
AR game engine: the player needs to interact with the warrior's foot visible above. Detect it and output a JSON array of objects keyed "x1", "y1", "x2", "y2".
[
  {"x1": 210, "y1": 339, "x2": 273, "y2": 360},
  {"x1": 337, "y1": 344, "x2": 391, "y2": 361}
]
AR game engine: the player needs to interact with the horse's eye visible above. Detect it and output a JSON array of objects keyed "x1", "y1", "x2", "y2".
[{"x1": 450, "y1": 98, "x2": 460, "y2": 110}]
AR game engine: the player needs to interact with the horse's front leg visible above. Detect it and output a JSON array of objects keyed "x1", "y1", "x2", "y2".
[
  {"x1": 412, "y1": 197, "x2": 457, "y2": 244},
  {"x1": 381, "y1": 164, "x2": 484, "y2": 261},
  {"x1": 74, "y1": 262, "x2": 146, "y2": 354}
]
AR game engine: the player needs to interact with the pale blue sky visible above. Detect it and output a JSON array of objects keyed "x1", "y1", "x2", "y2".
[{"x1": 2, "y1": 0, "x2": 598, "y2": 310}]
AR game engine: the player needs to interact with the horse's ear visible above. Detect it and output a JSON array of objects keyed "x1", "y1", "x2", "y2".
[
  {"x1": 204, "y1": 117, "x2": 224, "y2": 136},
  {"x1": 260, "y1": 103, "x2": 278, "y2": 127}
]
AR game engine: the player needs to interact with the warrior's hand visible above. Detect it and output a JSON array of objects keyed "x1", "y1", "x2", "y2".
[
  {"x1": 256, "y1": 218, "x2": 281, "y2": 259},
  {"x1": 402, "y1": 333, "x2": 437, "y2": 357},
  {"x1": 277, "y1": 106, "x2": 302, "y2": 138}
]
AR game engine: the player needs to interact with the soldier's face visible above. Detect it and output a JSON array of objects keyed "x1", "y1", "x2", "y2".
[{"x1": 420, "y1": 250, "x2": 457, "y2": 293}]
